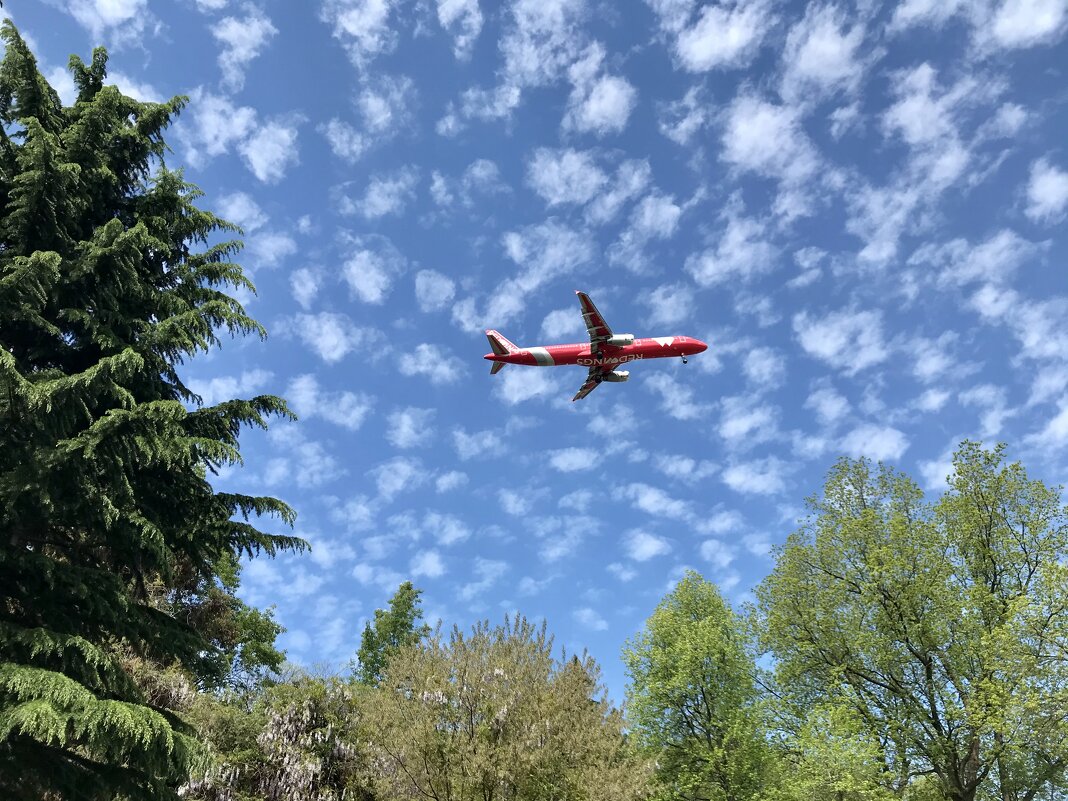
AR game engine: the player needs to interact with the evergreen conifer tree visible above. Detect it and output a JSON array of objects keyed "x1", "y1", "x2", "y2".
[{"x1": 0, "y1": 22, "x2": 303, "y2": 800}]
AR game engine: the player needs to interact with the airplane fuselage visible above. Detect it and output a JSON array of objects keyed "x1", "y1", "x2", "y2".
[{"x1": 484, "y1": 336, "x2": 707, "y2": 367}]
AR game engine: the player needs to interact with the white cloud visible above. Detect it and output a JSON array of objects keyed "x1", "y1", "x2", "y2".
[
  {"x1": 460, "y1": 558, "x2": 508, "y2": 600},
  {"x1": 548, "y1": 447, "x2": 602, "y2": 472},
  {"x1": 607, "y1": 562, "x2": 637, "y2": 581},
  {"x1": 350, "y1": 167, "x2": 419, "y2": 218},
  {"x1": 414, "y1": 270, "x2": 457, "y2": 312},
  {"x1": 840, "y1": 424, "x2": 909, "y2": 461},
  {"x1": 387, "y1": 407, "x2": 435, "y2": 448},
  {"x1": 805, "y1": 383, "x2": 850, "y2": 425},
  {"x1": 989, "y1": 0, "x2": 1067, "y2": 50},
  {"x1": 686, "y1": 210, "x2": 777, "y2": 287},
  {"x1": 47, "y1": 67, "x2": 78, "y2": 106},
  {"x1": 959, "y1": 384, "x2": 1014, "y2": 438},
  {"x1": 721, "y1": 457, "x2": 788, "y2": 495},
  {"x1": 718, "y1": 395, "x2": 778, "y2": 447},
  {"x1": 608, "y1": 193, "x2": 683, "y2": 270},
  {"x1": 320, "y1": 0, "x2": 398, "y2": 68},
  {"x1": 213, "y1": 6, "x2": 277, "y2": 90},
  {"x1": 217, "y1": 191, "x2": 267, "y2": 232},
  {"x1": 424, "y1": 511, "x2": 470, "y2": 546},
  {"x1": 398, "y1": 344, "x2": 466, "y2": 384},
  {"x1": 437, "y1": 0, "x2": 483, "y2": 59},
  {"x1": 342, "y1": 234, "x2": 407, "y2": 304},
  {"x1": 498, "y1": 488, "x2": 532, "y2": 516},
  {"x1": 1026, "y1": 401, "x2": 1068, "y2": 450},
  {"x1": 573, "y1": 606, "x2": 608, "y2": 630},
  {"x1": 265, "y1": 426, "x2": 343, "y2": 489},
  {"x1": 286, "y1": 374, "x2": 374, "y2": 431},
  {"x1": 540, "y1": 308, "x2": 584, "y2": 340},
  {"x1": 453, "y1": 428, "x2": 504, "y2": 460},
  {"x1": 780, "y1": 4, "x2": 865, "y2": 103},
  {"x1": 495, "y1": 369, "x2": 559, "y2": 405},
  {"x1": 1026, "y1": 158, "x2": 1068, "y2": 223},
  {"x1": 699, "y1": 538, "x2": 736, "y2": 569},
  {"x1": 411, "y1": 549, "x2": 445, "y2": 578},
  {"x1": 500, "y1": 0, "x2": 587, "y2": 89},
  {"x1": 177, "y1": 89, "x2": 257, "y2": 168},
  {"x1": 621, "y1": 482, "x2": 692, "y2": 521},
  {"x1": 526, "y1": 148, "x2": 608, "y2": 206},
  {"x1": 644, "y1": 373, "x2": 713, "y2": 421},
  {"x1": 742, "y1": 347, "x2": 785, "y2": 389},
  {"x1": 246, "y1": 230, "x2": 298, "y2": 270},
  {"x1": 189, "y1": 368, "x2": 273, "y2": 406},
  {"x1": 279, "y1": 312, "x2": 382, "y2": 363},
  {"x1": 909, "y1": 229, "x2": 1043, "y2": 288},
  {"x1": 658, "y1": 86, "x2": 709, "y2": 145},
  {"x1": 563, "y1": 42, "x2": 637, "y2": 136},
  {"x1": 370, "y1": 456, "x2": 427, "y2": 501},
  {"x1": 671, "y1": 0, "x2": 771, "y2": 72},
  {"x1": 721, "y1": 93, "x2": 820, "y2": 217},
  {"x1": 889, "y1": 0, "x2": 967, "y2": 31},
  {"x1": 321, "y1": 119, "x2": 369, "y2": 163},
  {"x1": 586, "y1": 160, "x2": 652, "y2": 224},
  {"x1": 644, "y1": 283, "x2": 695, "y2": 328},
  {"x1": 436, "y1": 470, "x2": 469, "y2": 492},
  {"x1": 290, "y1": 267, "x2": 321, "y2": 310},
  {"x1": 476, "y1": 220, "x2": 593, "y2": 327},
  {"x1": 915, "y1": 388, "x2": 951, "y2": 412},
  {"x1": 625, "y1": 530, "x2": 671, "y2": 561},
  {"x1": 793, "y1": 308, "x2": 888, "y2": 374},
  {"x1": 240, "y1": 118, "x2": 302, "y2": 183},
  {"x1": 66, "y1": 0, "x2": 150, "y2": 46},
  {"x1": 652, "y1": 454, "x2": 717, "y2": 484}
]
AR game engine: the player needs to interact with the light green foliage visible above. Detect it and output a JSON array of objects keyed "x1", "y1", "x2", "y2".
[
  {"x1": 354, "y1": 581, "x2": 430, "y2": 685},
  {"x1": 366, "y1": 615, "x2": 650, "y2": 801},
  {"x1": 184, "y1": 672, "x2": 369, "y2": 801},
  {"x1": 0, "y1": 22, "x2": 302, "y2": 799},
  {"x1": 757, "y1": 442, "x2": 1068, "y2": 801},
  {"x1": 623, "y1": 570, "x2": 770, "y2": 801},
  {"x1": 764, "y1": 705, "x2": 898, "y2": 801}
]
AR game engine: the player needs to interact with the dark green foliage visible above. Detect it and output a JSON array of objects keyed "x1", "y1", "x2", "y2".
[
  {"x1": 354, "y1": 581, "x2": 430, "y2": 685},
  {"x1": 0, "y1": 22, "x2": 303, "y2": 799}
]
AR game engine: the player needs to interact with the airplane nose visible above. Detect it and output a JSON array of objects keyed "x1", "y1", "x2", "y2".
[{"x1": 693, "y1": 339, "x2": 708, "y2": 354}]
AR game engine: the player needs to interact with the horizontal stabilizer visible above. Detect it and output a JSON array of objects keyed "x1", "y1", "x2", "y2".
[{"x1": 490, "y1": 360, "x2": 506, "y2": 375}]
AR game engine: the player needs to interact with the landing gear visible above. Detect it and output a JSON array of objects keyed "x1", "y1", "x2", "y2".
[{"x1": 681, "y1": 356, "x2": 688, "y2": 364}]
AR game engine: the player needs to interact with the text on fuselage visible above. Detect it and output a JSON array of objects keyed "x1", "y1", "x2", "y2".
[{"x1": 577, "y1": 354, "x2": 644, "y2": 366}]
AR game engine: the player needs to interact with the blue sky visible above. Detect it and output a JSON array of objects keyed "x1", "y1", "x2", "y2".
[{"x1": 13, "y1": 0, "x2": 1068, "y2": 701}]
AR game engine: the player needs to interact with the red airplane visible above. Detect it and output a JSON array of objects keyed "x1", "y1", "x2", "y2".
[{"x1": 484, "y1": 291, "x2": 708, "y2": 401}]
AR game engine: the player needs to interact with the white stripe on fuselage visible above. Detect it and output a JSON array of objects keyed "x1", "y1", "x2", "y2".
[
  {"x1": 652, "y1": 337, "x2": 675, "y2": 347},
  {"x1": 529, "y1": 347, "x2": 554, "y2": 366}
]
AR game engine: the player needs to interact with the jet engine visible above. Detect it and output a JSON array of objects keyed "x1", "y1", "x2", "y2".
[
  {"x1": 601, "y1": 371, "x2": 630, "y2": 383},
  {"x1": 606, "y1": 333, "x2": 635, "y2": 347}
]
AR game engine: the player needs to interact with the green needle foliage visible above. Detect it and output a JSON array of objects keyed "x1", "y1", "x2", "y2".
[
  {"x1": 0, "y1": 22, "x2": 304, "y2": 800},
  {"x1": 757, "y1": 441, "x2": 1068, "y2": 801}
]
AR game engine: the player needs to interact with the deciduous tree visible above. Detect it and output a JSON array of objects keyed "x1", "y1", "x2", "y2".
[
  {"x1": 354, "y1": 581, "x2": 430, "y2": 686},
  {"x1": 623, "y1": 570, "x2": 771, "y2": 801},
  {"x1": 365, "y1": 615, "x2": 649, "y2": 801},
  {"x1": 757, "y1": 442, "x2": 1068, "y2": 801}
]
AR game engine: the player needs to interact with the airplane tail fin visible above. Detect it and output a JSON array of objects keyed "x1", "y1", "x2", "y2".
[
  {"x1": 490, "y1": 360, "x2": 506, "y2": 375},
  {"x1": 485, "y1": 330, "x2": 518, "y2": 355}
]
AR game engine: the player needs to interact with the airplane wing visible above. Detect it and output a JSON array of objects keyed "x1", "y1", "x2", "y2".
[
  {"x1": 572, "y1": 365, "x2": 617, "y2": 402},
  {"x1": 576, "y1": 291, "x2": 613, "y2": 353}
]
